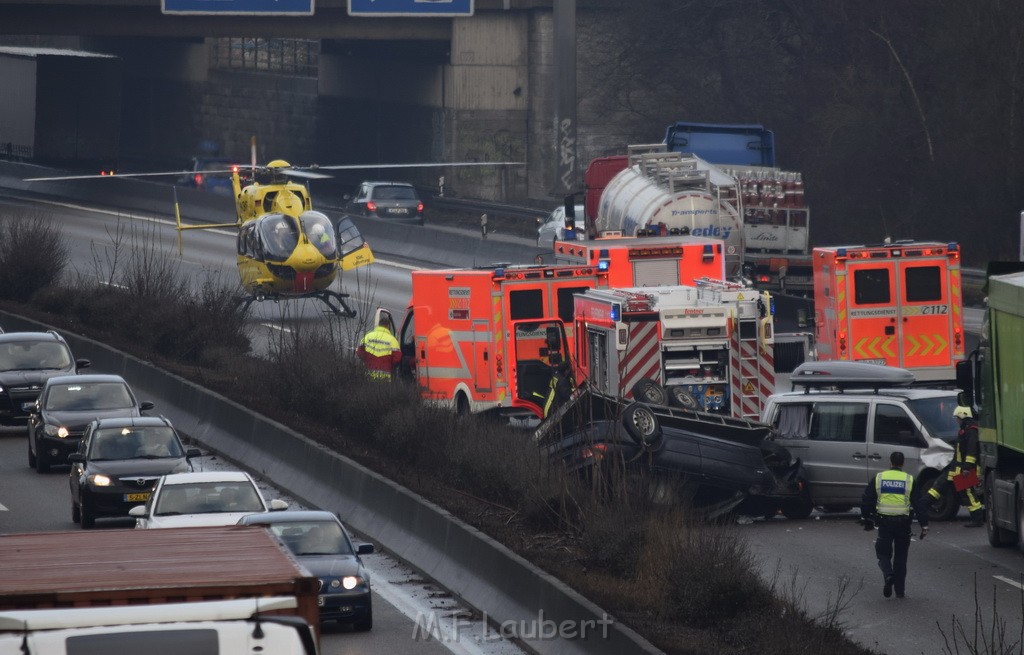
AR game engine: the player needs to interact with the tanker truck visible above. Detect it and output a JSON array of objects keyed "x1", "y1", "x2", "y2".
[{"x1": 586, "y1": 139, "x2": 812, "y2": 294}]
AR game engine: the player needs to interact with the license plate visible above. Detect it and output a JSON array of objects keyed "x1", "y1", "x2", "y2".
[
  {"x1": 386, "y1": 207, "x2": 408, "y2": 215},
  {"x1": 125, "y1": 493, "x2": 150, "y2": 502},
  {"x1": 317, "y1": 595, "x2": 325, "y2": 607},
  {"x1": 857, "y1": 358, "x2": 887, "y2": 365}
]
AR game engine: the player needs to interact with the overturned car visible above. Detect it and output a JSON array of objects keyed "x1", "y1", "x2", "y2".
[{"x1": 535, "y1": 385, "x2": 806, "y2": 517}]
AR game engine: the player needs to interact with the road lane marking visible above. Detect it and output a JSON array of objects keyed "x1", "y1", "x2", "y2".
[
  {"x1": 260, "y1": 323, "x2": 293, "y2": 333},
  {"x1": 0, "y1": 502, "x2": 8, "y2": 511},
  {"x1": 994, "y1": 575, "x2": 1024, "y2": 591}
]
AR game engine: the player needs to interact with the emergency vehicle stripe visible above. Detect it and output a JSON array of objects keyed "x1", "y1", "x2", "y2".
[{"x1": 621, "y1": 321, "x2": 661, "y2": 396}]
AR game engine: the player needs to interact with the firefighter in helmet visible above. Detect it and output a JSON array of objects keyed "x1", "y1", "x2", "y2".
[{"x1": 927, "y1": 405, "x2": 984, "y2": 527}]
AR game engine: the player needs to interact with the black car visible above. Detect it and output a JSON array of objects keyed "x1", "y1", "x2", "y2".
[
  {"x1": 0, "y1": 331, "x2": 90, "y2": 428},
  {"x1": 344, "y1": 181, "x2": 424, "y2": 225},
  {"x1": 67, "y1": 416, "x2": 201, "y2": 529},
  {"x1": 540, "y1": 390, "x2": 803, "y2": 516},
  {"x1": 238, "y1": 510, "x2": 374, "y2": 631},
  {"x1": 27, "y1": 374, "x2": 154, "y2": 473}
]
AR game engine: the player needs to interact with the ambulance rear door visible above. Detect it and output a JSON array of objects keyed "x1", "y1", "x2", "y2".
[
  {"x1": 844, "y1": 260, "x2": 898, "y2": 366},
  {"x1": 895, "y1": 257, "x2": 954, "y2": 376}
]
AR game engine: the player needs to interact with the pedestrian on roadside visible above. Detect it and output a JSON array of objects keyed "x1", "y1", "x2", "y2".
[
  {"x1": 860, "y1": 451, "x2": 930, "y2": 599},
  {"x1": 927, "y1": 405, "x2": 984, "y2": 527},
  {"x1": 480, "y1": 213, "x2": 488, "y2": 239},
  {"x1": 356, "y1": 315, "x2": 401, "y2": 381}
]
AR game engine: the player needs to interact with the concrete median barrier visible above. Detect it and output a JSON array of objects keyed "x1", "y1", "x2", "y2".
[{"x1": 0, "y1": 310, "x2": 662, "y2": 655}]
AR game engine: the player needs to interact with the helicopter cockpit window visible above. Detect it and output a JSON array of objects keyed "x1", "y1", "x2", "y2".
[
  {"x1": 259, "y1": 214, "x2": 300, "y2": 261},
  {"x1": 300, "y1": 211, "x2": 337, "y2": 258}
]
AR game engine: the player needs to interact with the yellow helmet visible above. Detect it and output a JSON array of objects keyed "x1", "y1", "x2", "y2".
[{"x1": 953, "y1": 406, "x2": 974, "y2": 420}]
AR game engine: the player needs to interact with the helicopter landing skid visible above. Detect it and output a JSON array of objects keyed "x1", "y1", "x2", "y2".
[{"x1": 238, "y1": 290, "x2": 358, "y2": 318}]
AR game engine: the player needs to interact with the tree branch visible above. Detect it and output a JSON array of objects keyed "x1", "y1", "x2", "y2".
[{"x1": 869, "y1": 28, "x2": 935, "y2": 162}]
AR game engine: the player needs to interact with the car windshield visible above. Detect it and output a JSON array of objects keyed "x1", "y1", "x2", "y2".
[
  {"x1": 154, "y1": 481, "x2": 264, "y2": 516},
  {"x1": 44, "y1": 382, "x2": 134, "y2": 411},
  {"x1": 90, "y1": 426, "x2": 184, "y2": 460},
  {"x1": 372, "y1": 185, "x2": 417, "y2": 201},
  {"x1": 0, "y1": 341, "x2": 72, "y2": 372},
  {"x1": 269, "y1": 521, "x2": 353, "y2": 556},
  {"x1": 905, "y1": 396, "x2": 961, "y2": 442}
]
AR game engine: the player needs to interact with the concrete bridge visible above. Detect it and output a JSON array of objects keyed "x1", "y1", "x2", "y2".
[{"x1": 0, "y1": 0, "x2": 577, "y2": 203}]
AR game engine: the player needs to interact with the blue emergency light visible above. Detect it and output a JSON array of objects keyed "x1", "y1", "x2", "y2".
[
  {"x1": 610, "y1": 304, "x2": 620, "y2": 321},
  {"x1": 598, "y1": 260, "x2": 610, "y2": 272}
]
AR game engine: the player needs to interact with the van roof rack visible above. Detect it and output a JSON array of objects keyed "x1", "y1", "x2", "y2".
[{"x1": 789, "y1": 361, "x2": 915, "y2": 393}]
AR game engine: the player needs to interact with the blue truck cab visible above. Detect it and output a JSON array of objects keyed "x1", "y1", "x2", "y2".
[{"x1": 663, "y1": 122, "x2": 776, "y2": 167}]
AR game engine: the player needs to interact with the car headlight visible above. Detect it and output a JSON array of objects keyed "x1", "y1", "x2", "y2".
[
  {"x1": 342, "y1": 576, "x2": 361, "y2": 590},
  {"x1": 88, "y1": 474, "x2": 112, "y2": 486},
  {"x1": 44, "y1": 424, "x2": 70, "y2": 438},
  {"x1": 328, "y1": 579, "x2": 341, "y2": 589}
]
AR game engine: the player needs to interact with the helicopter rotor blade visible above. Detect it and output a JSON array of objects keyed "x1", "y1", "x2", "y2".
[{"x1": 312, "y1": 161, "x2": 525, "y2": 171}]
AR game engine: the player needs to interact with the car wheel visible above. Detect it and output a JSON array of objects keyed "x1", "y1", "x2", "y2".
[
  {"x1": 27, "y1": 437, "x2": 36, "y2": 468},
  {"x1": 667, "y1": 386, "x2": 700, "y2": 411},
  {"x1": 924, "y1": 475, "x2": 960, "y2": 521},
  {"x1": 80, "y1": 496, "x2": 95, "y2": 529},
  {"x1": 781, "y1": 483, "x2": 814, "y2": 520},
  {"x1": 1015, "y1": 475, "x2": 1024, "y2": 553},
  {"x1": 34, "y1": 442, "x2": 49, "y2": 474},
  {"x1": 631, "y1": 379, "x2": 667, "y2": 406},
  {"x1": 986, "y1": 473, "x2": 1017, "y2": 547},
  {"x1": 71, "y1": 500, "x2": 81, "y2": 524},
  {"x1": 455, "y1": 392, "x2": 470, "y2": 417},
  {"x1": 622, "y1": 402, "x2": 662, "y2": 448},
  {"x1": 820, "y1": 505, "x2": 854, "y2": 514}
]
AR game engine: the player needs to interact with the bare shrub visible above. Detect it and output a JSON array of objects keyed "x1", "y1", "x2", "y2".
[
  {"x1": 938, "y1": 574, "x2": 1024, "y2": 655},
  {"x1": 0, "y1": 210, "x2": 69, "y2": 302}
]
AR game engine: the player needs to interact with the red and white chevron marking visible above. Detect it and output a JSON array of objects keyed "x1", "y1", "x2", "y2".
[{"x1": 620, "y1": 320, "x2": 661, "y2": 397}]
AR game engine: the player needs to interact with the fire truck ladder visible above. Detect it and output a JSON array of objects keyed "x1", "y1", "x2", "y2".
[{"x1": 729, "y1": 315, "x2": 764, "y2": 421}]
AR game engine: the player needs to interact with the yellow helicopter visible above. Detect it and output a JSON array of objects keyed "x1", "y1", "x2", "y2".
[{"x1": 25, "y1": 139, "x2": 522, "y2": 317}]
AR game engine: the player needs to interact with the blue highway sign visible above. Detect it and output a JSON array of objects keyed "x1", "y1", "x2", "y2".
[
  {"x1": 162, "y1": 0, "x2": 314, "y2": 15},
  {"x1": 348, "y1": 0, "x2": 473, "y2": 17}
]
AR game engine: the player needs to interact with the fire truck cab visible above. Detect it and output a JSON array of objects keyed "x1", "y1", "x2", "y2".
[
  {"x1": 553, "y1": 235, "x2": 726, "y2": 289},
  {"x1": 398, "y1": 264, "x2": 607, "y2": 418},
  {"x1": 573, "y1": 279, "x2": 776, "y2": 420},
  {"x1": 812, "y1": 241, "x2": 964, "y2": 382}
]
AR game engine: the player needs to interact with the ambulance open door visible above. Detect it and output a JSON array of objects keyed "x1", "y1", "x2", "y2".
[{"x1": 511, "y1": 319, "x2": 568, "y2": 416}]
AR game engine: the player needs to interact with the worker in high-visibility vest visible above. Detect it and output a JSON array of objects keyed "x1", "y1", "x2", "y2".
[
  {"x1": 860, "y1": 451, "x2": 930, "y2": 599},
  {"x1": 927, "y1": 405, "x2": 984, "y2": 527},
  {"x1": 356, "y1": 316, "x2": 402, "y2": 381}
]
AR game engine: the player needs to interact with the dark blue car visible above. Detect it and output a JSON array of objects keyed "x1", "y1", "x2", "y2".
[{"x1": 238, "y1": 510, "x2": 374, "y2": 631}]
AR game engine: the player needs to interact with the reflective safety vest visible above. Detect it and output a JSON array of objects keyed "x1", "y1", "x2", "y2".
[
  {"x1": 875, "y1": 469, "x2": 913, "y2": 516},
  {"x1": 359, "y1": 325, "x2": 401, "y2": 380}
]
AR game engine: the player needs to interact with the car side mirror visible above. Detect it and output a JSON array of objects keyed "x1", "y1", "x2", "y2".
[
  {"x1": 185, "y1": 448, "x2": 202, "y2": 459},
  {"x1": 68, "y1": 453, "x2": 85, "y2": 463},
  {"x1": 21, "y1": 402, "x2": 36, "y2": 413},
  {"x1": 128, "y1": 505, "x2": 147, "y2": 517},
  {"x1": 76, "y1": 359, "x2": 91, "y2": 370},
  {"x1": 357, "y1": 543, "x2": 375, "y2": 555},
  {"x1": 139, "y1": 401, "x2": 156, "y2": 411},
  {"x1": 269, "y1": 499, "x2": 289, "y2": 511}
]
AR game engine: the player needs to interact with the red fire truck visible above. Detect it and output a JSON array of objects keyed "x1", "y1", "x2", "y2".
[
  {"x1": 812, "y1": 241, "x2": 964, "y2": 382},
  {"x1": 572, "y1": 280, "x2": 776, "y2": 420},
  {"x1": 397, "y1": 264, "x2": 608, "y2": 418},
  {"x1": 552, "y1": 234, "x2": 726, "y2": 289}
]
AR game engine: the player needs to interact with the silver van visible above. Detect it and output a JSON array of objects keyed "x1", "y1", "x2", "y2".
[{"x1": 760, "y1": 362, "x2": 959, "y2": 520}]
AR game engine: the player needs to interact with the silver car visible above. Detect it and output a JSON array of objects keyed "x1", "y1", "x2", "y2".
[
  {"x1": 536, "y1": 203, "x2": 585, "y2": 247},
  {"x1": 760, "y1": 362, "x2": 958, "y2": 520}
]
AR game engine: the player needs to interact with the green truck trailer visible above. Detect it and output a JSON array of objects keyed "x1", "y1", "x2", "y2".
[{"x1": 959, "y1": 269, "x2": 1024, "y2": 549}]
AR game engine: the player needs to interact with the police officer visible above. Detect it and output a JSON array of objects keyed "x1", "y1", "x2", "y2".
[
  {"x1": 927, "y1": 405, "x2": 984, "y2": 527},
  {"x1": 860, "y1": 451, "x2": 930, "y2": 599},
  {"x1": 356, "y1": 316, "x2": 401, "y2": 381}
]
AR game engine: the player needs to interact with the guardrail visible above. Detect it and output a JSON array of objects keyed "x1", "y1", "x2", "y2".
[{"x1": 0, "y1": 310, "x2": 663, "y2": 655}]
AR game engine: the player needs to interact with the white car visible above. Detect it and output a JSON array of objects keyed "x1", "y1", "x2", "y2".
[
  {"x1": 536, "y1": 203, "x2": 586, "y2": 247},
  {"x1": 129, "y1": 471, "x2": 287, "y2": 529}
]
